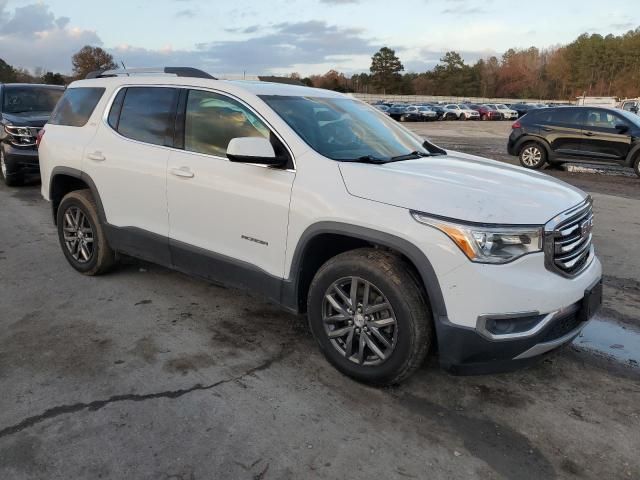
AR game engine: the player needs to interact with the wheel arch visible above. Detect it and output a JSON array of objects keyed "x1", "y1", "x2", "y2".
[
  {"x1": 514, "y1": 135, "x2": 552, "y2": 158},
  {"x1": 50, "y1": 167, "x2": 106, "y2": 225},
  {"x1": 284, "y1": 222, "x2": 448, "y2": 323}
]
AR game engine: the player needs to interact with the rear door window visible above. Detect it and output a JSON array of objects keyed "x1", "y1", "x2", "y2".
[
  {"x1": 111, "y1": 87, "x2": 178, "y2": 146},
  {"x1": 49, "y1": 87, "x2": 105, "y2": 127},
  {"x1": 529, "y1": 108, "x2": 583, "y2": 126}
]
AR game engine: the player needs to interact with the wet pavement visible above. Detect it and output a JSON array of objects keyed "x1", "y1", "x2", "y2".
[{"x1": 577, "y1": 317, "x2": 640, "y2": 367}]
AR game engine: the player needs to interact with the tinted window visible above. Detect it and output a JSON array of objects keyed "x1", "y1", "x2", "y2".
[
  {"x1": 585, "y1": 109, "x2": 627, "y2": 130},
  {"x1": 107, "y1": 89, "x2": 126, "y2": 129},
  {"x1": 530, "y1": 108, "x2": 582, "y2": 125},
  {"x1": 3, "y1": 86, "x2": 64, "y2": 115},
  {"x1": 49, "y1": 88, "x2": 103, "y2": 127},
  {"x1": 116, "y1": 87, "x2": 178, "y2": 146},
  {"x1": 185, "y1": 90, "x2": 270, "y2": 158}
]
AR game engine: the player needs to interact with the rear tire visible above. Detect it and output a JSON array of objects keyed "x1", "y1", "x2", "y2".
[
  {"x1": 0, "y1": 146, "x2": 24, "y2": 187},
  {"x1": 307, "y1": 249, "x2": 432, "y2": 386},
  {"x1": 57, "y1": 189, "x2": 116, "y2": 276},
  {"x1": 634, "y1": 156, "x2": 640, "y2": 178},
  {"x1": 519, "y1": 142, "x2": 547, "y2": 169}
]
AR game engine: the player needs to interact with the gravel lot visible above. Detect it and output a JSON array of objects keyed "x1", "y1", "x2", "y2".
[{"x1": 1, "y1": 122, "x2": 639, "y2": 479}]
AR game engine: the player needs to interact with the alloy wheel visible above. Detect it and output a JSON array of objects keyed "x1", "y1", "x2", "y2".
[
  {"x1": 322, "y1": 276, "x2": 398, "y2": 366},
  {"x1": 521, "y1": 146, "x2": 542, "y2": 167},
  {"x1": 62, "y1": 206, "x2": 95, "y2": 263}
]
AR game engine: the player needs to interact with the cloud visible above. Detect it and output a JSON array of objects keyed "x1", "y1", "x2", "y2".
[
  {"x1": 404, "y1": 48, "x2": 500, "y2": 72},
  {"x1": 176, "y1": 9, "x2": 196, "y2": 18},
  {"x1": 0, "y1": 3, "x2": 101, "y2": 72},
  {"x1": 111, "y1": 20, "x2": 377, "y2": 74}
]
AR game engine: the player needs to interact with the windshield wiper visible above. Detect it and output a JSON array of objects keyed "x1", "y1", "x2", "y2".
[
  {"x1": 338, "y1": 155, "x2": 388, "y2": 164},
  {"x1": 388, "y1": 151, "x2": 431, "y2": 162}
]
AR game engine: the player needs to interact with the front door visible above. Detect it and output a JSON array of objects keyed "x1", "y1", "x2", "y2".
[
  {"x1": 166, "y1": 88, "x2": 295, "y2": 290},
  {"x1": 580, "y1": 108, "x2": 632, "y2": 162}
]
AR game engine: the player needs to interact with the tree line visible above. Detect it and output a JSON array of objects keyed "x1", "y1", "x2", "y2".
[
  {"x1": 304, "y1": 28, "x2": 640, "y2": 100},
  {"x1": 2, "y1": 27, "x2": 640, "y2": 100}
]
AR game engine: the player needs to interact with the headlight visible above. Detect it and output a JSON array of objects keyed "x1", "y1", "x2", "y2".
[
  {"x1": 411, "y1": 212, "x2": 543, "y2": 264},
  {"x1": 4, "y1": 125, "x2": 36, "y2": 146}
]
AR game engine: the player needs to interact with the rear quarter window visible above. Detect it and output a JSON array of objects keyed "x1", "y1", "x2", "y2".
[{"x1": 49, "y1": 87, "x2": 105, "y2": 127}]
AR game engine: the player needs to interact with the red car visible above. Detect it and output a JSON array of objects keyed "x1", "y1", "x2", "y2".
[{"x1": 468, "y1": 104, "x2": 504, "y2": 121}]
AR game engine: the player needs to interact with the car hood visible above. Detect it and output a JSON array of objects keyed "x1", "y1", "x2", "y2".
[
  {"x1": 339, "y1": 150, "x2": 587, "y2": 225},
  {"x1": 1, "y1": 111, "x2": 51, "y2": 127}
]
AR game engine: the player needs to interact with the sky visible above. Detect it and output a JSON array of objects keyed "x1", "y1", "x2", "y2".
[{"x1": 0, "y1": 0, "x2": 639, "y2": 77}]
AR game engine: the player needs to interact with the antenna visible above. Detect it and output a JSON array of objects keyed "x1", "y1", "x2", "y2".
[{"x1": 120, "y1": 61, "x2": 129, "y2": 76}]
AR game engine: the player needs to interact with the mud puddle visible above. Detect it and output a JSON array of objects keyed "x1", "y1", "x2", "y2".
[{"x1": 574, "y1": 315, "x2": 640, "y2": 367}]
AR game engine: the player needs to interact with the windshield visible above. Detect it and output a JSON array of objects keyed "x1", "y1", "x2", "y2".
[
  {"x1": 2, "y1": 86, "x2": 64, "y2": 114},
  {"x1": 496, "y1": 104, "x2": 508, "y2": 110},
  {"x1": 260, "y1": 95, "x2": 433, "y2": 162},
  {"x1": 616, "y1": 109, "x2": 640, "y2": 126}
]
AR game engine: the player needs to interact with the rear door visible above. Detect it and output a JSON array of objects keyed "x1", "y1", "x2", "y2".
[
  {"x1": 82, "y1": 86, "x2": 179, "y2": 264},
  {"x1": 580, "y1": 108, "x2": 632, "y2": 162},
  {"x1": 532, "y1": 108, "x2": 585, "y2": 158}
]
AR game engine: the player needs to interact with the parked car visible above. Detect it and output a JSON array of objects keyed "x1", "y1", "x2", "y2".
[
  {"x1": 400, "y1": 105, "x2": 438, "y2": 122},
  {"x1": 388, "y1": 104, "x2": 408, "y2": 120},
  {"x1": 468, "y1": 104, "x2": 503, "y2": 121},
  {"x1": 374, "y1": 104, "x2": 391, "y2": 115},
  {"x1": 421, "y1": 103, "x2": 446, "y2": 120},
  {"x1": 508, "y1": 106, "x2": 640, "y2": 177},
  {"x1": 619, "y1": 99, "x2": 639, "y2": 114},
  {"x1": 442, "y1": 104, "x2": 480, "y2": 120},
  {"x1": 39, "y1": 67, "x2": 603, "y2": 385},
  {"x1": 485, "y1": 103, "x2": 519, "y2": 120},
  {"x1": 0, "y1": 83, "x2": 64, "y2": 186},
  {"x1": 510, "y1": 103, "x2": 540, "y2": 118}
]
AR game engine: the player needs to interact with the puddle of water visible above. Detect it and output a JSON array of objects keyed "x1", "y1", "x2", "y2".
[{"x1": 574, "y1": 316, "x2": 640, "y2": 367}]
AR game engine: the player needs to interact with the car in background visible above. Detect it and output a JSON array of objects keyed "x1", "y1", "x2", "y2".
[
  {"x1": 508, "y1": 106, "x2": 640, "y2": 177},
  {"x1": 468, "y1": 104, "x2": 503, "y2": 121},
  {"x1": 388, "y1": 104, "x2": 408, "y2": 120},
  {"x1": 374, "y1": 104, "x2": 391, "y2": 115},
  {"x1": 619, "y1": 99, "x2": 639, "y2": 114},
  {"x1": 442, "y1": 104, "x2": 480, "y2": 120},
  {"x1": 419, "y1": 103, "x2": 446, "y2": 120},
  {"x1": 510, "y1": 103, "x2": 540, "y2": 118},
  {"x1": 0, "y1": 83, "x2": 65, "y2": 186},
  {"x1": 486, "y1": 103, "x2": 519, "y2": 120},
  {"x1": 401, "y1": 105, "x2": 438, "y2": 122}
]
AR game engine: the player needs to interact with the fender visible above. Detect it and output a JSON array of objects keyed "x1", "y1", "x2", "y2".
[
  {"x1": 50, "y1": 166, "x2": 108, "y2": 224},
  {"x1": 284, "y1": 222, "x2": 448, "y2": 322}
]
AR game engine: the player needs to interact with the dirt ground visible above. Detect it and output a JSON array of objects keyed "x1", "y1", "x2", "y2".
[{"x1": 0, "y1": 123, "x2": 639, "y2": 479}]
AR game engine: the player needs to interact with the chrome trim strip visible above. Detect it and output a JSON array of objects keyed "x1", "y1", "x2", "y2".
[{"x1": 514, "y1": 322, "x2": 588, "y2": 360}]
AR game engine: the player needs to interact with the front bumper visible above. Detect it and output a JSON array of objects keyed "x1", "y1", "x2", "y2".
[
  {"x1": 2, "y1": 143, "x2": 40, "y2": 175},
  {"x1": 437, "y1": 275, "x2": 602, "y2": 374}
]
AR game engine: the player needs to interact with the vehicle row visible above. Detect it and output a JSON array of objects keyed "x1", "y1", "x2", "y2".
[{"x1": 373, "y1": 102, "x2": 528, "y2": 121}]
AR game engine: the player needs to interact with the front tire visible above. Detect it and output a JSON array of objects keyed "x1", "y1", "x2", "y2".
[
  {"x1": 307, "y1": 249, "x2": 432, "y2": 386},
  {"x1": 634, "y1": 155, "x2": 640, "y2": 178},
  {"x1": 57, "y1": 189, "x2": 116, "y2": 275},
  {"x1": 519, "y1": 142, "x2": 547, "y2": 169},
  {"x1": 0, "y1": 145, "x2": 24, "y2": 187}
]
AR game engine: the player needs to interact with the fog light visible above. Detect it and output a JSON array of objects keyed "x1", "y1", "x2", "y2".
[{"x1": 481, "y1": 313, "x2": 547, "y2": 338}]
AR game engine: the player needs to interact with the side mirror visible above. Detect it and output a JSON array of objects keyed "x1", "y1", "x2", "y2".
[
  {"x1": 226, "y1": 137, "x2": 284, "y2": 166},
  {"x1": 615, "y1": 124, "x2": 629, "y2": 134}
]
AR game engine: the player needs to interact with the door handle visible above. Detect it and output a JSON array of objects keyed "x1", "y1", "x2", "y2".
[
  {"x1": 584, "y1": 131, "x2": 595, "y2": 137},
  {"x1": 87, "y1": 151, "x2": 106, "y2": 162},
  {"x1": 170, "y1": 167, "x2": 194, "y2": 178}
]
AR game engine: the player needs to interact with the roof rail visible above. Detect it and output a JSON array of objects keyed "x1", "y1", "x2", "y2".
[{"x1": 85, "y1": 67, "x2": 217, "y2": 80}]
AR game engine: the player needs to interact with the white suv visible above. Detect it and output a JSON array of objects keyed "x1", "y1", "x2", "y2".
[
  {"x1": 442, "y1": 104, "x2": 480, "y2": 120},
  {"x1": 39, "y1": 68, "x2": 603, "y2": 385}
]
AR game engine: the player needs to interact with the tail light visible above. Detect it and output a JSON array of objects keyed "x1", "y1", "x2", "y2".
[
  {"x1": 512, "y1": 121, "x2": 521, "y2": 129},
  {"x1": 36, "y1": 129, "x2": 45, "y2": 147}
]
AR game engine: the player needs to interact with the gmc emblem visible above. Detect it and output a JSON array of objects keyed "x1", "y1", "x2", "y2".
[{"x1": 581, "y1": 218, "x2": 594, "y2": 237}]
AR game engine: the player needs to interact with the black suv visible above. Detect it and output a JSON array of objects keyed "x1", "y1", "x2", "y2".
[
  {"x1": 508, "y1": 106, "x2": 640, "y2": 177},
  {"x1": 0, "y1": 83, "x2": 64, "y2": 186}
]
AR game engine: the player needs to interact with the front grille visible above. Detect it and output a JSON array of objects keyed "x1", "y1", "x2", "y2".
[
  {"x1": 540, "y1": 311, "x2": 583, "y2": 342},
  {"x1": 545, "y1": 199, "x2": 594, "y2": 277}
]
